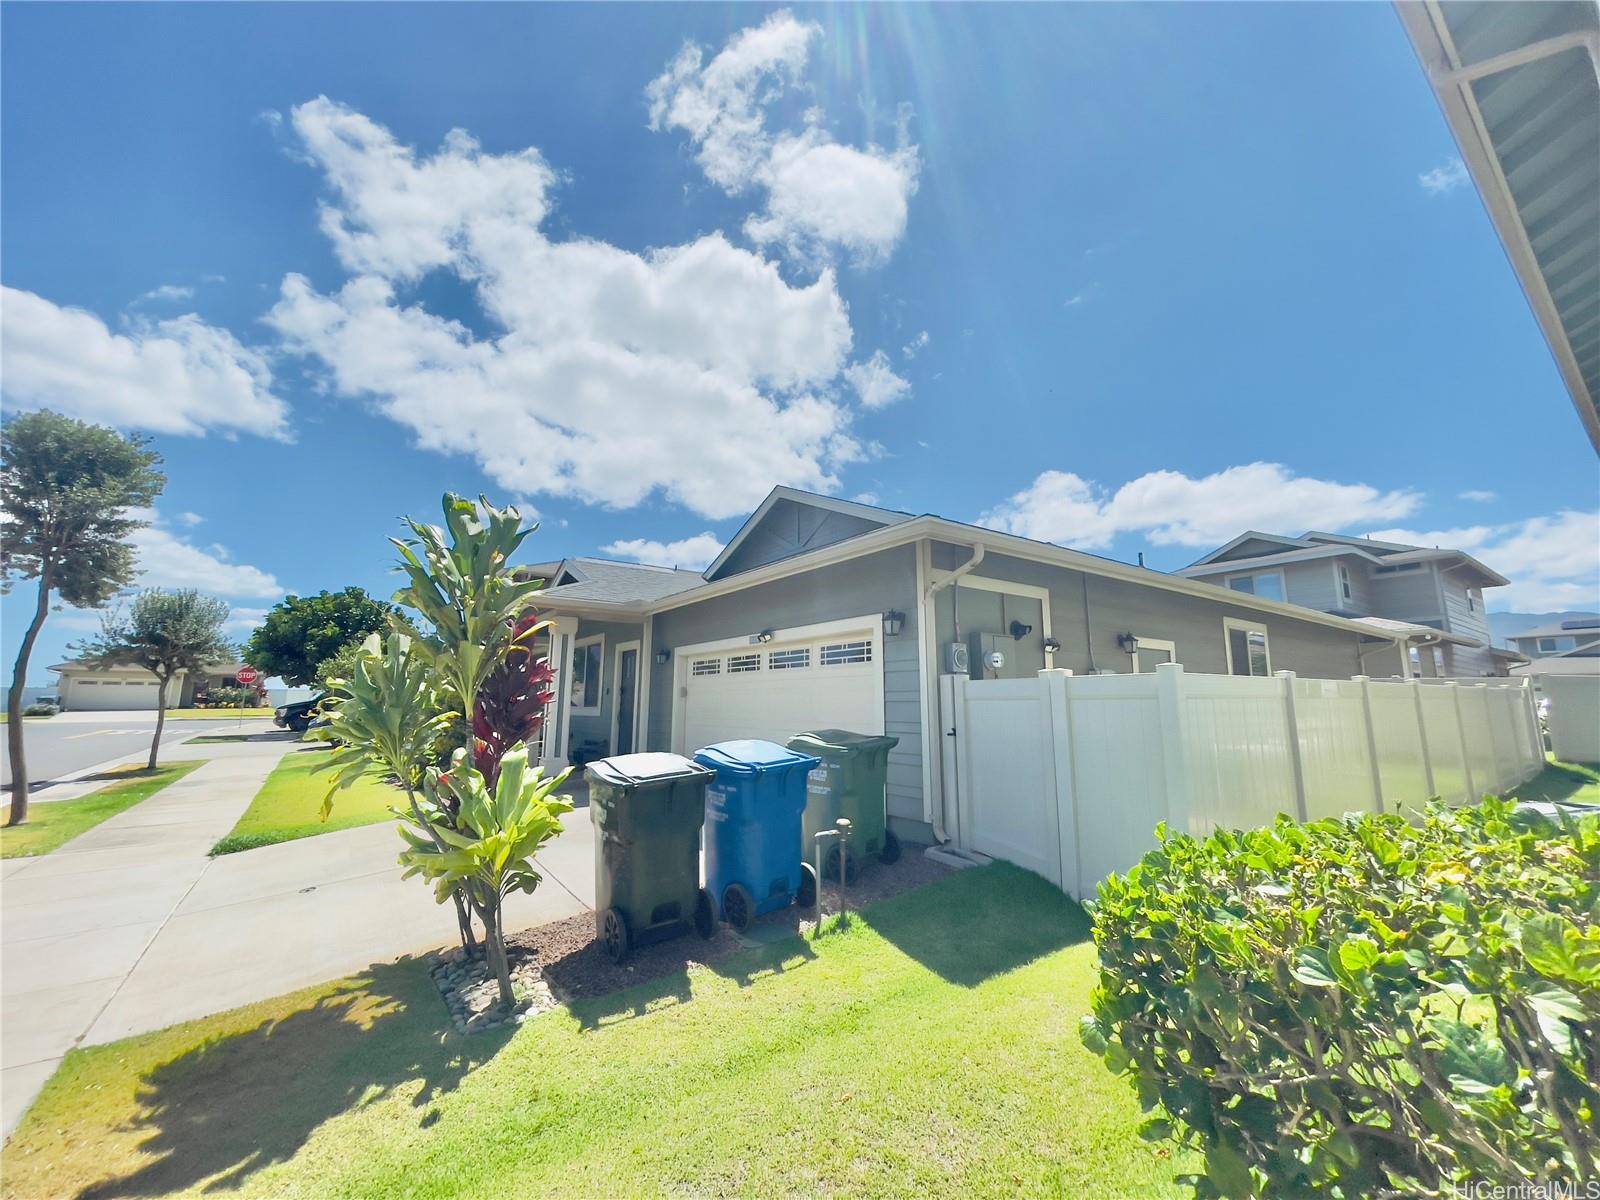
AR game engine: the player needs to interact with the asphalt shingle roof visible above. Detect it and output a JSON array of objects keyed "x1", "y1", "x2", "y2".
[{"x1": 536, "y1": 558, "x2": 706, "y2": 606}]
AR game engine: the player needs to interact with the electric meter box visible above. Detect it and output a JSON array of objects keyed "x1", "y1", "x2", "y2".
[
  {"x1": 944, "y1": 641, "x2": 969, "y2": 674},
  {"x1": 970, "y1": 633, "x2": 1010, "y2": 679}
]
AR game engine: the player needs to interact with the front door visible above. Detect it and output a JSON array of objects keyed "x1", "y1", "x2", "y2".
[{"x1": 612, "y1": 643, "x2": 640, "y2": 756}]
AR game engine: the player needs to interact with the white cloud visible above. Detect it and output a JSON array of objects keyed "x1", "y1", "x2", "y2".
[
  {"x1": 1365, "y1": 511, "x2": 1600, "y2": 611},
  {"x1": 1419, "y1": 157, "x2": 1470, "y2": 196},
  {"x1": 0, "y1": 287, "x2": 289, "y2": 439},
  {"x1": 902, "y1": 330, "x2": 929, "y2": 360},
  {"x1": 843, "y1": 350, "x2": 910, "y2": 410},
  {"x1": 851, "y1": 491, "x2": 880, "y2": 506},
  {"x1": 124, "y1": 508, "x2": 283, "y2": 598},
  {"x1": 1459, "y1": 489, "x2": 1497, "y2": 503},
  {"x1": 140, "y1": 284, "x2": 195, "y2": 303},
  {"x1": 981, "y1": 463, "x2": 1422, "y2": 550},
  {"x1": 600, "y1": 533, "x2": 724, "y2": 571},
  {"x1": 225, "y1": 606, "x2": 271, "y2": 634},
  {"x1": 269, "y1": 98, "x2": 880, "y2": 521},
  {"x1": 647, "y1": 11, "x2": 919, "y2": 265},
  {"x1": 176, "y1": 511, "x2": 205, "y2": 527}
]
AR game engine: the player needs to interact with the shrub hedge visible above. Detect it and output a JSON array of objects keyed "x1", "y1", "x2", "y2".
[{"x1": 1081, "y1": 798, "x2": 1599, "y2": 1198}]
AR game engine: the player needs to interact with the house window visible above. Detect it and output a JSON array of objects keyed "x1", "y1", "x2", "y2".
[
  {"x1": 690, "y1": 659, "x2": 721, "y2": 677},
  {"x1": 569, "y1": 637, "x2": 603, "y2": 713},
  {"x1": 727, "y1": 653, "x2": 760, "y2": 673},
  {"x1": 768, "y1": 648, "x2": 810, "y2": 670},
  {"x1": 1375, "y1": 563, "x2": 1421, "y2": 574},
  {"x1": 1223, "y1": 619, "x2": 1271, "y2": 677},
  {"x1": 1227, "y1": 571, "x2": 1284, "y2": 602},
  {"x1": 819, "y1": 640, "x2": 872, "y2": 666},
  {"x1": 1338, "y1": 564, "x2": 1353, "y2": 604},
  {"x1": 1537, "y1": 637, "x2": 1576, "y2": 654},
  {"x1": 1467, "y1": 590, "x2": 1477, "y2": 612}
]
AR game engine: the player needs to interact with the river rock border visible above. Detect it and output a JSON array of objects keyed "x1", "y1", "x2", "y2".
[{"x1": 429, "y1": 944, "x2": 559, "y2": 1035}]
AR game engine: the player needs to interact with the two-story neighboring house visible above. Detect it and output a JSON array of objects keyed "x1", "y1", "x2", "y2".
[
  {"x1": 1504, "y1": 617, "x2": 1600, "y2": 680},
  {"x1": 1177, "y1": 531, "x2": 1510, "y2": 678}
]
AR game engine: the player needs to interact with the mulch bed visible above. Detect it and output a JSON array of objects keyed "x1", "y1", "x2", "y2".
[{"x1": 516, "y1": 848, "x2": 955, "y2": 1001}]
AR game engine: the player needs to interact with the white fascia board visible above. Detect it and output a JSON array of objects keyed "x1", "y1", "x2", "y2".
[
  {"x1": 1185, "y1": 530, "x2": 1314, "y2": 567},
  {"x1": 1178, "y1": 544, "x2": 1381, "y2": 577}
]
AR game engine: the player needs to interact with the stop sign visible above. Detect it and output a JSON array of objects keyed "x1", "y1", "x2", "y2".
[{"x1": 236, "y1": 666, "x2": 260, "y2": 686}]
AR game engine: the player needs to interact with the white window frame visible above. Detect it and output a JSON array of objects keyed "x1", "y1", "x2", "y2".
[
  {"x1": 947, "y1": 574, "x2": 1055, "y2": 665},
  {"x1": 569, "y1": 634, "x2": 605, "y2": 715},
  {"x1": 1337, "y1": 563, "x2": 1354, "y2": 604},
  {"x1": 1222, "y1": 618, "x2": 1272, "y2": 677},
  {"x1": 609, "y1": 640, "x2": 641, "y2": 756},
  {"x1": 1128, "y1": 637, "x2": 1177, "y2": 673},
  {"x1": 1225, "y1": 569, "x2": 1287, "y2": 604}
]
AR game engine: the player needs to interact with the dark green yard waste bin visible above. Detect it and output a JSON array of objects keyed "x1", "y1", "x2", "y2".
[
  {"x1": 585, "y1": 752, "x2": 716, "y2": 964},
  {"x1": 785, "y1": 729, "x2": 901, "y2": 878}
]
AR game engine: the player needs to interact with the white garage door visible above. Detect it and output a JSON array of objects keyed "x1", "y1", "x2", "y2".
[
  {"x1": 679, "y1": 623, "x2": 884, "y2": 754},
  {"x1": 68, "y1": 678, "x2": 162, "y2": 711}
]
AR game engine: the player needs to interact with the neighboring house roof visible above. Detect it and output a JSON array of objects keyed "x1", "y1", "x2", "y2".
[
  {"x1": 538, "y1": 487, "x2": 1414, "y2": 646},
  {"x1": 1513, "y1": 654, "x2": 1600, "y2": 677},
  {"x1": 49, "y1": 659, "x2": 243, "y2": 674},
  {"x1": 1179, "y1": 533, "x2": 1509, "y2": 588},
  {"x1": 535, "y1": 558, "x2": 706, "y2": 606},
  {"x1": 1489, "y1": 645, "x2": 1531, "y2": 663},
  {"x1": 1509, "y1": 619, "x2": 1600, "y2": 640},
  {"x1": 1350, "y1": 617, "x2": 1477, "y2": 647},
  {"x1": 1397, "y1": 0, "x2": 1600, "y2": 451}
]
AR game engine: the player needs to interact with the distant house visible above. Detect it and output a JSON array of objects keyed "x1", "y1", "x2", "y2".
[
  {"x1": 49, "y1": 659, "x2": 252, "y2": 711},
  {"x1": 1506, "y1": 617, "x2": 1600, "y2": 681},
  {"x1": 1176, "y1": 531, "x2": 1509, "y2": 677}
]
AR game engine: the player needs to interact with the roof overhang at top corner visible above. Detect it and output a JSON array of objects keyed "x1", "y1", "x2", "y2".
[
  {"x1": 1396, "y1": 0, "x2": 1600, "y2": 453},
  {"x1": 1179, "y1": 531, "x2": 1319, "y2": 572}
]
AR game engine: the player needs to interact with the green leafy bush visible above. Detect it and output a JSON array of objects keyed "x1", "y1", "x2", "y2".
[{"x1": 1081, "y1": 798, "x2": 1599, "y2": 1198}]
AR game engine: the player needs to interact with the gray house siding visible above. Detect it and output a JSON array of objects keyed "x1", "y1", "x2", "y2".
[
  {"x1": 645, "y1": 545, "x2": 926, "y2": 829},
  {"x1": 1439, "y1": 574, "x2": 1493, "y2": 675},
  {"x1": 1282, "y1": 561, "x2": 1341, "y2": 613},
  {"x1": 929, "y1": 543, "x2": 1366, "y2": 680},
  {"x1": 1369, "y1": 567, "x2": 1445, "y2": 625},
  {"x1": 712, "y1": 500, "x2": 889, "y2": 579}
]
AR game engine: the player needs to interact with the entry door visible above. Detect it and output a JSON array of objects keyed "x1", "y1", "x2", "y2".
[{"x1": 612, "y1": 643, "x2": 640, "y2": 756}]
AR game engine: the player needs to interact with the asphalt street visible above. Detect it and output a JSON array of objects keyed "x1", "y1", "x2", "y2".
[{"x1": 1, "y1": 711, "x2": 277, "y2": 790}]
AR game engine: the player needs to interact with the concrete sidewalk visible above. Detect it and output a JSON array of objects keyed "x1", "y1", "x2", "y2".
[{"x1": 1, "y1": 736, "x2": 596, "y2": 1135}]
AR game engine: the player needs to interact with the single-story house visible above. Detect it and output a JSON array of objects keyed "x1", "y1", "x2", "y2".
[
  {"x1": 532, "y1": 487, "x2": 1430, "y2": 846},
  {"x1": 49, "y1": 660, "x2": 253, "y2": 711}
]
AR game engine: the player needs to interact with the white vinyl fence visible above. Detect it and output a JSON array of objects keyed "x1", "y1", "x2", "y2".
[{"x1": 940, "y1": 665, "x2": 1544, "y2": 901}]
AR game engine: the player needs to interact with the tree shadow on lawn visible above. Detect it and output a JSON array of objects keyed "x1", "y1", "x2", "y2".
[
  {"x1": 75, "y1": 958, "x2": 506, "y2": 1199},
  {"x1": 859, "y1": 861, "x2": 1092, "y2": 987},
  {"x1": 1510, "y1": 761, "x2": 1600, "y2": 807}
]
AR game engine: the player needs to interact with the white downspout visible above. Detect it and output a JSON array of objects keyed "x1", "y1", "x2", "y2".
[{"x1": 924, "y1": 543, "x2": 984, "y2": 845}]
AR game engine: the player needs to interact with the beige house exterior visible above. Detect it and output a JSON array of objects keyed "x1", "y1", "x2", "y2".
[{"x1": 49, "y1": 660, "x2": 251, "y2": 711}]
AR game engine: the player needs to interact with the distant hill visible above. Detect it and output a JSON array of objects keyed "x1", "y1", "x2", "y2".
[{"x1": 1489, "y1": 611, "x2": 1600, "y2": 647}]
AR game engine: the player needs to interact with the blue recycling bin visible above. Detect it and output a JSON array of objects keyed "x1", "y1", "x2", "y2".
[{"x1": 693, "y1": 739, "x2": 821, "y2": 932}]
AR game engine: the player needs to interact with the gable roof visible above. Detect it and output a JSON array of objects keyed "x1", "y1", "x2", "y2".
[
  {"x1": 1185, "y1": 531, "x2": 1315, "y2": 567},
  {"x1": 535, "y1": 558, "x2": 706, "y2": 606},
  {"x1": 1181, "y1": 530, "x2": 1510, "y2": 588},
  {"x1": 1510, "y1": 620, "x2": 1600, "y2": 640},
  {"x1": 703, "y1": 486, "x2": 912, "y2": 580}
]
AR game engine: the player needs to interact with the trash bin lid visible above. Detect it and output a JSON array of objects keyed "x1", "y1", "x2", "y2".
[
  {"x1": 585, "y1": 752, "x2": 712, "y2": 788},
  {"x1": 694, "y1": 739, "x2": 820, "y2": 776},
  {"x1": 787, "y1": 729, "x2": 900, "y2": 755}
]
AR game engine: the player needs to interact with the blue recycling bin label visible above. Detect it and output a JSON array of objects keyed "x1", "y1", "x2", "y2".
[{"x1": 706, "y1": 781, "x2": 734, "y2": 823}]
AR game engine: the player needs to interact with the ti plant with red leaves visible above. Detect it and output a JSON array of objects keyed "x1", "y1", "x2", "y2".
[{"x1": 473, "y1": 610, "x2": 557, "y2": 789}]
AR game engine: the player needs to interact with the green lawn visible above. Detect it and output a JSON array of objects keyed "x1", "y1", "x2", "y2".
[
  {"x1": 1509, "y1": 758, "x2": 1600, "y2": 807},
  {"x1": 168, "y1": 708, "x2": 278, "y2": 719},
  {"x1": 0, "y1": 761, "x2": 204, "y2": 858},
  {"x1": 0, "y1": 864, "x2": 1195, "y2": 1199},
  {"x1": 209, "y1": 748, "x2": 399, "y2": 855}
]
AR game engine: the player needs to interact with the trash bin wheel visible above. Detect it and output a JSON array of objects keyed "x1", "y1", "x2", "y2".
[
  {"x1": 795, "y1": 862, "x2": 817, "y2": 909},
  {"x1": 693, "y1": 888, "x2": 716, "y2": 939},
  {"x1": 879, "y1": 829, "x2": 902, "y2": 865},
  {"x1": 722, "y1": 883, "x2": 755, "y2": 933},
  {"x1": 601, "y1": 907, "x2": 630, "y2": 964},
  {"x1": 823, "y1": 848, "x2": 859, "y2": 884}
]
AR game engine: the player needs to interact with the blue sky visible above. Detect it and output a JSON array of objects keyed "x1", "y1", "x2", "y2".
[{"x1": 3, "y1": 2, "x2": 1596, "y2": 682}]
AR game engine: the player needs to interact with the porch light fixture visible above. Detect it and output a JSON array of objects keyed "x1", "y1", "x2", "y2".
[
  {"x1": 654, "y1": 648, "x2": 670, "y2": 665},
  {"x1": 1009, "y1": 620, "x2": 1033, "y2": 640},
  {"x1": 1043, "y1": 636, "x2": 1061, "y2": 653},
  {"x1": 1117, "y1": 632, "x2": 1139, "y2": 655},
  {"x1": 882, "y1": 610, "x2": 905, "y2": 637},
  {"x1": 755, "y1": 629, "x2": 774, "y2": 644}
]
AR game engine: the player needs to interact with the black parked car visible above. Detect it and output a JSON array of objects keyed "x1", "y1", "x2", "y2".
[{"x1": 274, "y1": 695, "x2": 327, "y2": 732}]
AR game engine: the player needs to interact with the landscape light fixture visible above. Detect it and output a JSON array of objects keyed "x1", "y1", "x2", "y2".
[
  {"x1": 882, "y1": 610, "x2": 905, "y2": 637},
  {"x1": 1043, "y1": 636, "x2": 1061, "y2": 653}
]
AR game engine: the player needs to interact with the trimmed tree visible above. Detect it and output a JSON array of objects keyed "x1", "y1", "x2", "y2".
[
  {"x1": 244, "y1": 588, "x2": 395, "y2": 687},
  {"x1": 1, "y1": 411, "x2": 164, "y2": 823},
  {"x1": 76, "y1": 590, "x2": 233, "y2": 769}
]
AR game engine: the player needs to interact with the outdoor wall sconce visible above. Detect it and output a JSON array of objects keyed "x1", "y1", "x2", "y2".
[
  {"x1": 1009, "y1": 620, "x2": 1033, "y2": 640},
  {"x1": 1043, "y1": 636, "x2": 1061, "y2": 653},
  {"x1": 882, "y1": 610, "x2": 905, "y2": 637},
  {"x1": 755, "y1": 630, "x2": 774, "y2": 644},
  {"x1": 654, "y1": 648, "x2": 671, "y2": 665},
  {"x1": 1117, "y1": 632, "x2": 1140, "y2": 655}
]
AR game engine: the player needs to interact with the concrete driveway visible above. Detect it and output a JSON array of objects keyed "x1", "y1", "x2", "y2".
[{"x1": 1, "y1": 733, "x2": 595, "y2": 1135}]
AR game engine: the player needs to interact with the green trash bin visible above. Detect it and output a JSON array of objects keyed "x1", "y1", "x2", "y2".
[
  {"x1": 785, "y1": 729, "x2": 901, "y2": 879},
  {"x1": 585, "y1": 752, "x2": 717, "y2": 963}
]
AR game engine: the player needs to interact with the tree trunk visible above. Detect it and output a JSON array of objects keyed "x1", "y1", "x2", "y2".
[
  {"x1": 403, "y1": 781, "x2": 478, "y2": 951},
  {"x1": 5, "y1": 573, "x2": 53, "y2": 825},
  {"x1": 483, "y1": 896, "x2": 515, "y2": 1009},
  {"x1": 147, "y1": 672, "x2": 170, "y2": 770}
]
